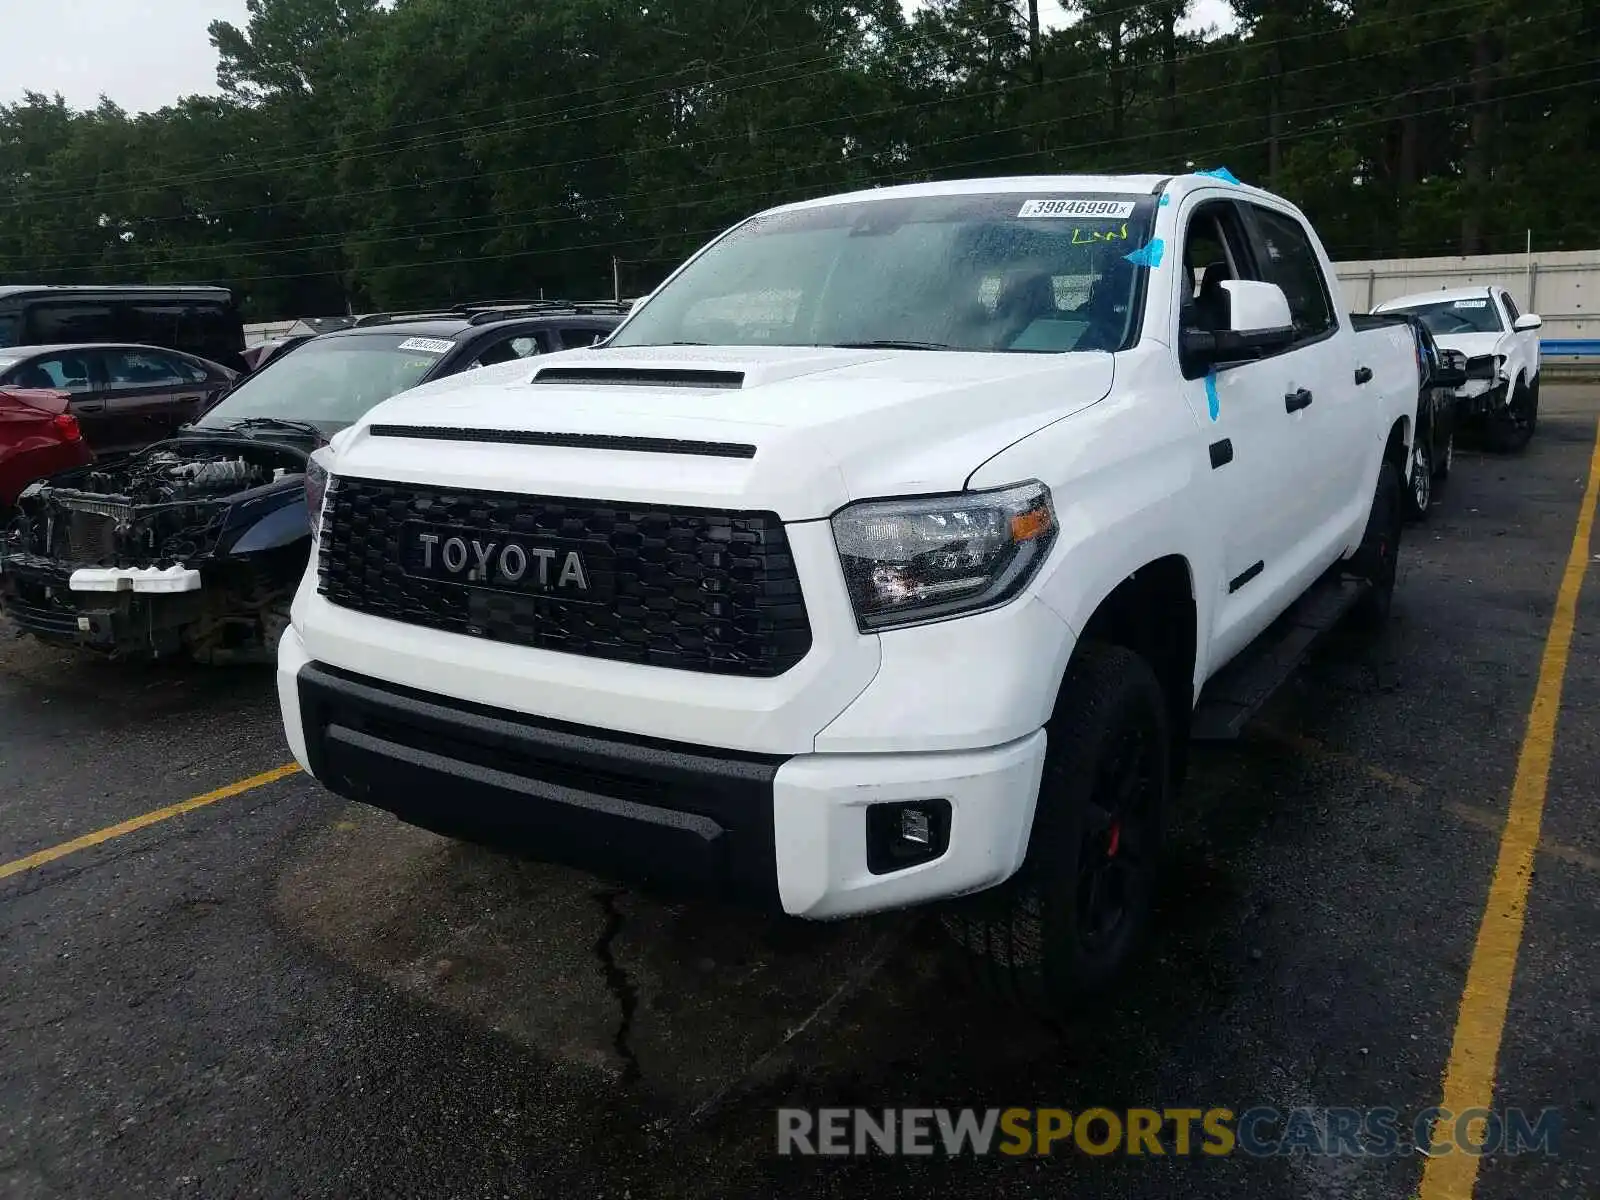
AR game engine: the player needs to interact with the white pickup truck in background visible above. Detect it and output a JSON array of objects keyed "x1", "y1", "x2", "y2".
[
  {"x1": 281, "y1": 172, "x2": 1419, "y2": 1014},
  {"x1": 1373, "y1": 284, "x2": 1543, "y2": 451}
]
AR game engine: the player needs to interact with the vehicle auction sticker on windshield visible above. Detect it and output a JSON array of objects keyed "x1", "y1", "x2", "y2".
[
  {"x1": 396, "y1": 337, "x2": 456, "y2": 354},
  {"x1": 1018, "y1": 199, "x2": 1137, "y2": 219}
]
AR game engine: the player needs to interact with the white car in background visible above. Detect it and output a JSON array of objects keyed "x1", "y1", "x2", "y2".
[{"x1": 1372, "y1": 285, "x2": 1543, "y2": 451}]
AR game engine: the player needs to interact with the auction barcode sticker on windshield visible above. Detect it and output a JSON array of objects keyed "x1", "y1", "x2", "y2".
[
  {"x1": 1017, "y1": 199, "x2": 1137, "y2": 219},
  {"x1": 396, "y1": 336, "x2": 456, "y2": 354}
]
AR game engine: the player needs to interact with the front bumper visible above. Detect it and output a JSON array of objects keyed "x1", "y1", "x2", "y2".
[
  {"x1": 1456, "y1": 378, "x2": 1509, "y2": 416},
  {"x1": 279, "y1": 628, "x2": 1048, "y2": 919},
  {"x1": 0, "y1": 554, "x2": 204, "y2": 652}
]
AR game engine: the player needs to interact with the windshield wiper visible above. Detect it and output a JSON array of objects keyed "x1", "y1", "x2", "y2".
[
  {"x1": 831, "y1": 339, "x2": 956, "y2": 351},
  {"x1": 216, "y1": 416, "x2": 326, "y2": 438}
]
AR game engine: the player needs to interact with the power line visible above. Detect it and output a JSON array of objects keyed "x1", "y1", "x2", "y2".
[
  {"x1": 15, "y1": 5, "x2": 1033, "y2": 207},
  {"x1": 29, "y1": 19, "x2": 1574, "y2": 277},
  {"x1": 12, "y1": 0, "x2": 1517, "y2": 216},
  {"x1": 189, "y1": 72, "x2": 1587, "y2": 292},
  {"x1": 19, "y1": 0, "x2": 1529, "y2": 265}
]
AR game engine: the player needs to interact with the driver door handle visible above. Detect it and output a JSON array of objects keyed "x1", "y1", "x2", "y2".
[{"x1": 1285, "y1": 388, "x2": 1313, "y2": 413}]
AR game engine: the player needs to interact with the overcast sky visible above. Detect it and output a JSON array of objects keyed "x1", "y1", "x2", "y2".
[{"x1": 8, "y1": 0, "x2": 1236, "y2": 116}]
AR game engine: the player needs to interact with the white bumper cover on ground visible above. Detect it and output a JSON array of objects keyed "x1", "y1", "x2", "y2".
[{"x1": 69, "y1": 565, "x2": 202, "y2": 594}]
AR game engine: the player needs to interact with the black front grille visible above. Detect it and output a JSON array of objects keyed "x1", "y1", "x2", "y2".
[{"x1": 317, "y1": 477, "x2": 813, "y2": 677}]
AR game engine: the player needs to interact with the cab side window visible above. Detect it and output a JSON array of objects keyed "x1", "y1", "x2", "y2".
[
  {"x1": 1248, "y1": 206, "x2": 1336, "y2": 343},
  {"x1": 1178, "y1": 202, "x2": 1257, "y2": 378},
  {"x1": 1501, "y1": 291, "x2": 1521, "y2": 324}
]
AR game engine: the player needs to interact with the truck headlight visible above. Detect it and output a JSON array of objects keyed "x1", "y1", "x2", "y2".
[
  {"x1": 305, "y1": 451, "x2": 333, "y2": 540},
  {"x1": 831, "y1": 481, "x2": 1057, "y2": 631}
]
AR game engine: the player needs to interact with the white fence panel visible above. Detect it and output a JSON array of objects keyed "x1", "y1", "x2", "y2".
[{"x1": 1332, "y1": 249, "x2": 1598, "y2": 343}]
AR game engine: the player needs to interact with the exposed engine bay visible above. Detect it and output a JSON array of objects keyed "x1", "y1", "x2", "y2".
[
  {"x1": 8, "y1": 440, "x2": 305, "y2": 569},
  {"x1": 1, "y1": 436, "x2": 312, "y2": 663},
  {"x1": 80, "y1": 450, "x2": 277, "y2": 505}
]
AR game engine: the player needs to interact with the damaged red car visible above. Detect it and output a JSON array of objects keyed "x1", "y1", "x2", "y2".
[{"x1": 0, "y1": 387, "x2": 93, "y2": 511}]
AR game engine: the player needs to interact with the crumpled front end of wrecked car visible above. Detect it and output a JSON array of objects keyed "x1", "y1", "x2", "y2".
[{"x1": 1, "y1": 444, "x2": 307, "y2": 658}]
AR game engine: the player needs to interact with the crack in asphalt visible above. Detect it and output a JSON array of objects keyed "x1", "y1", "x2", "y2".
[{"x1": 591, "y1": 888, "x2": 641, "y2": 1084}]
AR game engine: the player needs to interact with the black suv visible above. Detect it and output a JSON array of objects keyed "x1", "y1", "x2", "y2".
[
  {"x1": 0, "y1": 301, "x2": 628, "y2": 661},
  {"x1": 334, "y1": 300, "x2": 627, "y2": 375}
]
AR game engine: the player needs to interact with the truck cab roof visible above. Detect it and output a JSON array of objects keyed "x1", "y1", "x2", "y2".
[{"x1": 759, "y1": 170, "x2": 1286, "y2": 218}]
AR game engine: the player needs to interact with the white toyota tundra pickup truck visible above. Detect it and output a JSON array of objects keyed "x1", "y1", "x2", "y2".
[{"x1": 279, "y1": 172, "x2": 1420, "y2": 1013}]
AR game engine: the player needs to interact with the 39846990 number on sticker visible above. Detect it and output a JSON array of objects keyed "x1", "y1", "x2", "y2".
[{"x1": 1017, "y1": 199, "x2": 1137, "y2": 220}]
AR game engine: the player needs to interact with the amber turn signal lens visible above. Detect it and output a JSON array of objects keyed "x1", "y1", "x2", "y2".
[{"x1": 1010, "y1": 506, "x2": 1053, "y2": 542}]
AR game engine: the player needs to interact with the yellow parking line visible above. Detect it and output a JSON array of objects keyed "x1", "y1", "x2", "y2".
[
  {"x1": 1420, "y1": 417, "x2": 1600, "y2": 1199},
  {"x1": 1445, "y1": 801, "x2": 1600, "y2": 875},
  {"x1": 0, "y1": 764, "x2": 301, "y2": 882}
]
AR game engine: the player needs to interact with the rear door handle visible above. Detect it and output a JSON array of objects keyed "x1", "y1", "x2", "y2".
[
  {"x1": 1285, "y1": 388, "x2": 1313, "y2": 413},
  {"x1": 1354, "y1": 366, "x2": 1373, "y2": 385}
]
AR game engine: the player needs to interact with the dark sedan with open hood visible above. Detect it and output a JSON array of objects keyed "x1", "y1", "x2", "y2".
[
  {"x1": 0, "y1": 328, "x2": 449, "y2": 660},
  {"x1": 0, "y1": 305, "x2": 626, "y2": 660}
]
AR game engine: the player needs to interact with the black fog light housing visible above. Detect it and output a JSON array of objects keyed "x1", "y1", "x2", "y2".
[{"x1": 865, "y1": 799, "x2": 952, "y2": 875}]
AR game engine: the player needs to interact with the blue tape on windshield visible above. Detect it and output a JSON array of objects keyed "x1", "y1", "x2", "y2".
[
  {"x1": 1196, "y1": 166, "x2": 1241, "y2": 185},
  {"x1": 1124, "y1": 238, "x2": 1165, "y2": 268}
]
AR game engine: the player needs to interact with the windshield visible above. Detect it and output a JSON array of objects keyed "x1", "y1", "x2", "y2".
[
  {"x1": 193, "y1": 332, "x2": 452, "y2": 433},
  {"x1": 1387, "y1": 297, "x2": 1505, "y2": 336},
  {"x1": 609, "y1": 192, "x2": 1160, "y2": 354}
]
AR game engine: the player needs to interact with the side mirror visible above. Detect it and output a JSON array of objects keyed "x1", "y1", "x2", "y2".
[
  {"x1": 1432, "y1": 348, "x2": 1468, "y2": 389},
  {"x1": 1180, "y1": 280, "x2": 1297, "y2": 368},
  {"x1": 1513, "y1": 313, "x2": 1543, "y2": 332}
]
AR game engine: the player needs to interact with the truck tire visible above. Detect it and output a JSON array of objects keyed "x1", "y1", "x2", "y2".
[
  {"x1": 1434, "y1": 430, "x2": 1454, "y2": 480},
  {"x1": 1487, "y1": 375, "x2": 1536, "y2": 453},
  {"x1": 1347, "y1": 457, "x2": 1404, "y2": 629},
  {"x1": 1405, "y1": 434, "x2": 1433, "y2": 520},
  {"x1": 942, "y1": 642, "x2": 1170, "y2": 1018}
]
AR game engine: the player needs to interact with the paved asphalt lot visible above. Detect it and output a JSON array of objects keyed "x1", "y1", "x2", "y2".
[{"x1": 2, "y1": 387, "x2": 1597, "y2": 1200}]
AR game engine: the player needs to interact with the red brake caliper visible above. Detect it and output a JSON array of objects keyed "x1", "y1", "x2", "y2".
[{"x1": 1106, "y1": 818, "x2": 1122, "y2": 859}]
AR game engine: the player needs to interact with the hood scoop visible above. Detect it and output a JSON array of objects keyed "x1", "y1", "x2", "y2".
[{"x1": 530, "y1": 365, "x2": 745, "y2": 390}]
